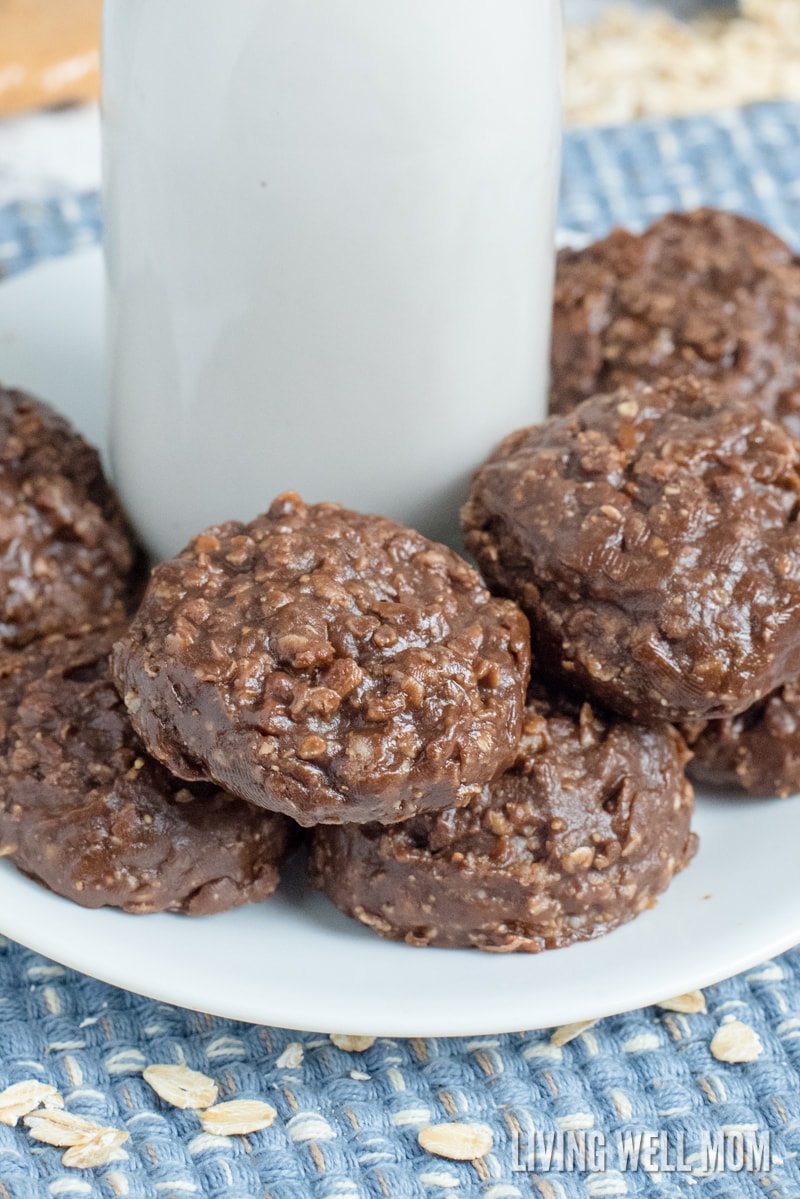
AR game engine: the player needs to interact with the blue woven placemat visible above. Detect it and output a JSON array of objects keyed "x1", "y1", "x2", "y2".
[{"x1": 0, "y1": 101, "x2": 800, "y2": 1199}]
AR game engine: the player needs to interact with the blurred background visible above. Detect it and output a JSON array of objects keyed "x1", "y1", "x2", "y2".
[
  {"x1": 0, "y1": 0, "x2": 100, "y2": 203},
  {"x1": 0, "y1": 0, "x2": 797, "y2": 205}
]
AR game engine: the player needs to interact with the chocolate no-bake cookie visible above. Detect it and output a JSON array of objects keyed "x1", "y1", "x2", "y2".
[
  {"x1": 0, "y1": 384, "x2": 141, "y2": 645},
  {"x1": 550, "y1": 209, "x2": 800, "y2": 432},
  {"x1": 112, "y1": 493, "x2": 531, "y2": 826},
  {"x1": 463, "y1": 378, "x2": 800, "y2": 724},
  {"x1": 310, "y1": 690, "x2": 696, "y2": 952},
  {"x1": 683, "y1": 682, "x2": 800, "y2": 798},
  {"x1": 0, "y1": 628, "x2": 299, "y2": 914}
]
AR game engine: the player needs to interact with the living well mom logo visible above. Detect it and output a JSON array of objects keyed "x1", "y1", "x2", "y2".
[{"x1": 511, "y1": 1128, "x2": 772, "y2": 1175}]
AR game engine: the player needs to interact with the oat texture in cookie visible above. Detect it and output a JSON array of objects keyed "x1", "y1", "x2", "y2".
[
  {"x1": 0, "y1": 627, "x2": 299, "y2": 914},
  {"x1": 682, "y1": 678, "x2": 800, "y2": 798},
  {"x1": 550, "y1": 210, "x2": 800, "y2": 434},
  {"x1": 0, "y1": 384, "x2": 141, "y2": 645},
  {"x1": 464, "y1": 378, "x2": 800, "y2": 724},
  {"x1": 112, "y1": 493, "x2": 531, "y2": 825},
  {"x1": 310, "y1": 686, "x2": 697, "y2": 952}
]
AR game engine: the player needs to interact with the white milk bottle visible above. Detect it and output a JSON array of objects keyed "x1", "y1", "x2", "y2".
[{"x1": 103, "y1": 0, "x2": 563, "y2": 558}]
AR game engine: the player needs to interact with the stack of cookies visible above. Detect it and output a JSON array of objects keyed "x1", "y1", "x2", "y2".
[
  {"x1": 106, "y1": 490, "x2": 695, "y2": 953},
  {"x1": 2, "y1": 205, "x2": 799, "y2": 955},
  {"x1": 0, "y1": 387, "x2": 299, "y2": 915},
  {"x1": 312, "y1": 208, "x2": 800, "y2": 952},
  {"x1": 546, "y1": 208, "x2": 800, "y2": 801}
]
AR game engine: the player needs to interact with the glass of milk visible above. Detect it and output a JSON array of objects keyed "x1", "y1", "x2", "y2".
[{"x1": 103, "y1": 0, "x2": 562, "y2": 559}]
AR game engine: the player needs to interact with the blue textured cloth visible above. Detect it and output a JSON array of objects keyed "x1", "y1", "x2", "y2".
[
  {"x1": 559, "y1": 102, "x2": 800, "y2": 248},
  {"x1": 0, "y1": 101, "x2": 799, "y2": 1199},
  {"x1": 0, "y1": 192, "x2": 101, "y2": 280}
]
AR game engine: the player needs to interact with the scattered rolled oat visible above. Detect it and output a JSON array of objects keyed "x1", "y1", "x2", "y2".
[
  {"x1": 657, "y1": 991, "x2": 707, "y2": 1015},
  {"x1": 551, "y1": 1020, "x2": 598, "y2": 1048},
  {"x1": 276, "y1": 1043, "x2": 304, "y2": 1070},
  {"x1": 418, "y1": 1122, "x2": 494, "y2": 1161},
  {"x1": 200, "y1": 1100, "x2": 278, "y2": 1136},
  {"x1": 0, "y1": 1081, "x2": 63, "y2": 1126},
  {"x1": 710, "y1": 1021, "x2": 763, "y2": 1064},
  {"x1": 566, "y1": 0, "x2": 800, "y2": 127},
  {"x1": 20, "y1": 1105, "x2": 131, "y2": 1169},
  {"x1": 330, "y1": 1035, "x2": 375, "y2": 1053},
  {"x1": 24, "y1": 1108, "x2": 117, "y2": 1148},
  {"x1": 142, "y1": 1064, "x2": 219, "y2": 1110},
  {"x1": 62, "y1": 1129, "x2": 129, "y2": 1169}
]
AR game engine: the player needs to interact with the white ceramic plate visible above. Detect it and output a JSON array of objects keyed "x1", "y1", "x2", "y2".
[{"x1": 0, "y1": 249, "x2": 798, "y2": 1037}]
